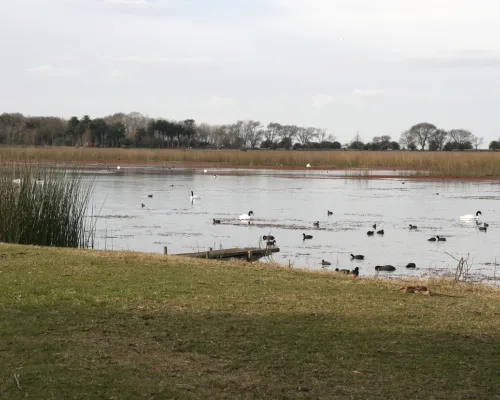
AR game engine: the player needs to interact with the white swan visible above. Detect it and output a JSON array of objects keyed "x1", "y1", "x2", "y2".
[
  {"x1": 460, "y1": 210, "x2": 482, "y2": 221},
  {"x1": 190, "y1": 191, "x2": 200, "y2": 201},
  {"x1": 239, "y1": 210, "x2": 254, "y2": 220}
]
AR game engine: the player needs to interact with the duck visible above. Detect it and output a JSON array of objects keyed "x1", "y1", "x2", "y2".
[
  {"x1": 190, "y1": 191, "x2": 200, "y2": 201},
  {"x1": 372, "y1": 224, "x2": 377, "y2": 229},
  {"x1": 141, "y1": 203, "x2": 145, "y2": 208},
  {"x1": 303, "y1": 233, "x2": 313, "y2": 240},
  {"x1": 409, "y1": 224, "x2": 418, "y2": 230},
  {"x1": 351, "y1": 254, "x2": 364, "y2": 260},
  {"x1": 428, "y1": 237, "x2": 437, "y2": 242},
  {"x1": 367, "y1": 231, "x2": 374, "y2": 236},
  {"x1": 266, "y1": 240, "x2": 276, "y2": 246},
  {"x1": 479, "y1": 225, "x2": 487, "y2": 232},
  {"x1": 375, "y1": 265, "x2": 396, "y2": 271},
  {"x1": 327, "y1": 210, "x2": 333, "y2": 216},
  {"x1": 484, "y1": 223, "x2": 489, "y2": 228},
  {"x1": 376, "y1": 229, "x2": 384, "y2": 235},
  {"x1": 351, "y1": 267, "x2": 359, "y2": 277},
  {"x1": 405, "y1": 262, "x2": 416, "y2": 269},
  {"x1": 313, "y1": 221, "x2": 320, "y2": 228},
  {"x1": 436, "y1": 236, "x2": 446, "y2": 241},
  {"x1": 460, "y1": 210, "x2": 482, "y2": 221},
  {"x1": 263, "y1": 235, "x2": 275, "y2": 240},
  {"x1": 335, "y1": 268, "x2": 350, "y2": 274},
  {"x1": 239, "y1": 211, "x2": 254, "y2": 220},
  {"x1": 213, "y1": 218, "x2": 221, "y2": 224},
  {"x1": 148, "y1": 194, "x2": 153, "y2": 198},
  {"x1": 321, "y1": 259, "x2": 331, "y2": 266}
]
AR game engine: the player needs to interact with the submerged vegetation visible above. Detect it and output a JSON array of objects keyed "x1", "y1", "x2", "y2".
[
  {"x1": 1, "y1": 146, "x2": 500, "y2": 177},
  {"x1": 0, "y1": 244, "x2": 499, "y2": 399},
  {"x1": 0, "y1": 161, "x2": 95, "y2": 248}
]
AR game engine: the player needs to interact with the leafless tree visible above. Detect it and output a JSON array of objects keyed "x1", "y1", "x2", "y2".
[
  {"x1": 296, "y1": 127, "x2": 319, "y2": 145},
  {"x1": 428, "y1": 129, "x2": 448, "y2": 151},
  {"x1": 448, "y1": 129, "x2": 473, "y2": 146},
  {"x1": 471, "y1": 136, "x2": 484, "y2": 150},
  {"x1": 242, "y1": 120, "x2": 262, "y2": 148},
  {"x1": 409, "y1": 122, "x2": 437, "y2": 150},
  {"x1": 265, "y1": 122, "x2": 282, "y2": 143},
  {"x1": 281, "y1": 124, "x2": 299, "y2": 142},
  {"x1": 399, "y1": 129, "x2": 417, "y2": 149}
]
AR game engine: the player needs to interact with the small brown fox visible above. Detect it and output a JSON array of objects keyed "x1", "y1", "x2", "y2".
[{"x1": 400, "y1": 285, "x2": 430, "y2": 295}]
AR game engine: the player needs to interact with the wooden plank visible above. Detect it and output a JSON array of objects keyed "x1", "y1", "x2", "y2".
[{"x1": 173, "y1": 246, "x2": 280, "y2": 260}]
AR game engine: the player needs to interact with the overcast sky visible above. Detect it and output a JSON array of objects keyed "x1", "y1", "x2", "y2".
[{"x1": 1, "y1": 0, "x2": 499, "y2": 144}]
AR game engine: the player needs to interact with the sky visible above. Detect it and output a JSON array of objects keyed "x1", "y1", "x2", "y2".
[{"x1": 1, "y1": 0, "x2": 499, "y2": 145}]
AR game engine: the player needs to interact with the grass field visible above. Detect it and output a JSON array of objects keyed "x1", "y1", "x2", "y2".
[
  {"x1": 1, "y1": 146, "x2": 500, "y2": 176},
  {"x1": 1, "y1": 243, "x2": 499, "y2": 399}
]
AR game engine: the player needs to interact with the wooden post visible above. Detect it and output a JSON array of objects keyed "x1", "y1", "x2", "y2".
[{"x1": 163, "y1": 246, "x2": 168, "y2": 255}]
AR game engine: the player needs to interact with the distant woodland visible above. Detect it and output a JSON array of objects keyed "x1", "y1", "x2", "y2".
[{"x1": 0, "y1": 112, "x2": 498, "y2": 150}]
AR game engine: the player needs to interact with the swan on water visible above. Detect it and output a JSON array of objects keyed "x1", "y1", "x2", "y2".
[
  {"x1": 239, "y1": 211, "x2": 254, "y2": 220},
  {"x1": 460, "y1": 211, "x2": 481, "y2": 221},
  {"x1": 190, "y1": 191, "x2": 200, "y2": 201}
]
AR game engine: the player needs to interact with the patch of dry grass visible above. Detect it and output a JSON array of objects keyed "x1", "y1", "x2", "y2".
[
  {"x1": 1, "y1": 243, "x2": 499, "y2": 399},
  {"x1": 1, "y1": 146, "x2": 500, "y2": 176}
]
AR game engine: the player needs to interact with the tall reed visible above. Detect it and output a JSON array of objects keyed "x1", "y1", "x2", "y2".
[{"x1": 0, "y1": 161, "x2": 96, "y2": 248}]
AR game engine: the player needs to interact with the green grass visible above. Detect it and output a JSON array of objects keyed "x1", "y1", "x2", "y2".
[{"x1": 1, "y1": 243, "x2": 499, "y2": 399}]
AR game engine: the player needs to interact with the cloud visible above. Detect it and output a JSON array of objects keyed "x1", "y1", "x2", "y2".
[
  {"x1": 407, "y1": 55, "x2": 500, "y2": 68},
  {"x1": 103, "y1": 55, "x2": 206, "y2": 64},
  {"x1": 352, "y1": 89, "x2": 383, "y2": 97},
  {"x1": 28, "y1": 65, "x2": 80, "y2": 77},
  {"x1": 208, "y1": 96, "x2": 234, "y2": 108},
  {"x1": 106, "y1": 69, "x2": 124, "y2": 80},
  {"x1": 311, "y1": 94, "x2": 333, "y2": 108},
  {"x1": 99, "y1": 0, "x2": 182, "y2": 7}
]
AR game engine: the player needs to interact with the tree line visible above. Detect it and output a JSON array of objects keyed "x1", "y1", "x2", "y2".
[{"x1": 0, "y1": 112, "x2": 496, "y2": 150}]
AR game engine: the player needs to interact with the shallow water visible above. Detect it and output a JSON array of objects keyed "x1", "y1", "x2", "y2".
[{"x1": 86, "y1": 167, "x2": 500, "y2": 281}]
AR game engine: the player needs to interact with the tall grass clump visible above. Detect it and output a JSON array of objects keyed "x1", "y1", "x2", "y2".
[{"x1": 0, "y1": 161, "x2": 96, "y2": 248}]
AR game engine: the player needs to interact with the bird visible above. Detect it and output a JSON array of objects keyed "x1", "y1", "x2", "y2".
[
  {"x1": 263, "y1": 235, "x2": 275, "y2": 240},
  {"x1": 479, "y1": 225, "x2": 487, "y2": 232},
  {"x1": 367, "y1": 231, "x2": 374, "y2": 236},
  {"x1": 460, "y1": 210, "x2": 482, "y2": 221},
  {"x1": 351, "y1": 254, "x2": 364, "y2": 260},
  {"x1": 306, "y1": 163, "x2": 311, "y2": 168},
  {"x1": 141, "y1": 203, "x2": 145, "y2": 208},
  {"x1": 436, "y1": 236, "x2": 446, "y2": 241},
  {"x1": 313, "y1": 221, "x2": 320, "y2": 228},
  {"x1": 213, "y1": 218, "x2": 221, "y2": 224},
  {"x1": 351, "y1": 267, "x2": 359, "y2": 277},
  {"x1": 321, "y1": 259, "x2": 331, "y2": 266},
  {"x1": 376, "y1": 229, "x2": 384, "y2": 235},
  {"x1": 484, "y1": 223, "x2": 489, "y2": 228},
  {"x1": 190, "y1": 191, "x2": 200, "y2": 201},
  {"x1": 428, "y1": 237, "x2": 437, "y2": 242},
  {"x1": 406, "y1": 263, "x2": 416, "y2": 269},
  {"x1": 213, "y1": 174, "x2": 217, "y2": 178},
  {"x1": 335, "y1": 268, "x2": 351, "y2": 274},
  {"x1": 266, "y1": 240, "x2": 276, "y2": 246},
  {"x1": 239, "y1": 211, "x2": 254, "y2": 220},
  {"x1": 327, "y1": 210, "x2": 333, "y2": 216},
  {"x1": 409, "y1": 224, "x2": 418, "y2": 230},
  {"x1": 303, "y1": 233, "x2": 313, "y2": 240},
  {"x1": 148, "y1": 194, "x2": 153, "y2": 198},
  {"x1": 372, "y1": 224, "x2": 377, "y2": 229},
  {"x1": 375, "y1": 265, "x2": 396, "y2": 271}
]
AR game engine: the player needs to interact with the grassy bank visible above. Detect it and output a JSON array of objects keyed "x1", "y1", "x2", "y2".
[
  {"x1": 1, "y1": 243, "x2": 499, "y2": 399},
  {"x1": 2, "y1": 146, "x2": 500, "y2": 176}
]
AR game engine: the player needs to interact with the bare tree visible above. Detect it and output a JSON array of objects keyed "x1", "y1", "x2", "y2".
[
  {"x1": 296, "y1": 127, "x2": 319, "y2": 145},
  {"x1": 326, "y1": 134, "x2": 337, "y2": 142},
  {"x1": 448, "y1": 129, "x2": 473, "y2": 146},
  {"x1": 265, "y1": 122, "x2": 282, "y2": 143},
  {"x1": 399, "y1": 129, "x2": 417, "y2": 149},
  {"x1": 409, "y1": 122, "x2": 437, "y2": 150},
  {"x1": 195, "y1": 123, "x2": 212, "y2": 146},
  {"x1": 242, "y1": 120, "x2": 262, "y2": 148},
  {"x1": 471, "y1": 135, "x2": 484, "y2": 150},
  {"x1": 228, "y1": 121, "x2": 245, "y2": 147},
  {"x1": 281, "y1": 125, "x2": 299, "y2": 142},
  {"x1": 428, "y1": 129, "x2": 448, "y2": 151}
]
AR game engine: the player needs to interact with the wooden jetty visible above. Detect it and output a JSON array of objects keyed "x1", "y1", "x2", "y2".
[{"x1": 165, "y1": 246, "x2": 280, "y2": 261}]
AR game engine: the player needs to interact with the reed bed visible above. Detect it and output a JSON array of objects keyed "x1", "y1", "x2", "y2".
[
  {"x1": 1, "y1": 146, "x2": 500, "y2": 176},
  {"x1": 0, "y1": 161, "x2": 96, "y2": 248}
]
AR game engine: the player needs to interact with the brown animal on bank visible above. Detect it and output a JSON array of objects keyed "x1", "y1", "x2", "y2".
[{"x1": 400, "y1": 285, "x2": 431, "y2": 296}]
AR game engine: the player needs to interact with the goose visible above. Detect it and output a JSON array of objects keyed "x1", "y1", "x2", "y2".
[
  {"x1": 479, "y1": 226, "x2": 487, "y2": 232},
  {"x1": 266, "y1": 240, "x2": 276, "y2": 246},
  {"x1": 141, "y1": 203, "x2": 145, "y2": 208},
  {"x1": 148, "y1": 194, "x2": 153, "y2": 198},
  {"x1": 351, "y1": 254, "x2": 364, "y2": 260},
  {"x1": 376, "y1": 229, "x2": 384, "y2": 235},
  {"x1": 321, "y1": 259, "x2": 331, "y2": 266},
  {"x1": 190, "y1": 191, "x2": 200, "y2": 201},
  {"x1": 239, "y1": 211, "x2": 254, "y2": 220},
  {"x1": 406, "y1": 262, "x2": 416, "y2": 269},
  {"x1": 483, "y1": 223, "x2": 489, "y2": 228},
  {"x1": 327, "y1": 210, "x2": 333, "y2": 216},
  {"x1": 409, "y1": 224, "x2": 418, "y2": 230},
  {"x1": 213, "y1": 218, "x2": 221, "y2": 224},
  {"x1": 367, "y1": 231, "x2": 374, "y2": 236},
  {"x1": 313, "y1": 221, "x2": 320, "y2": 228},
  {"x1": 460, "y1": 211, "x2": 482, "y2": 221},
  {"x1": 351, "y1": 267, "x2": 359, "y2": 277},
  {"x1": 303, "y1": 233, "x2": 313, "y2": 240},
  {"x1": 436, "y1": 236, "x2": 446, "y2": 241},
  {"x1": 263, "y1": 235, "x2": 275, "y2": 240},
  {"x1": 375, "y1": 265, "x2": 396, "y2": 271},
  {"x1": 335, "y1": 268, "x2": 350, "y2": 274},
  {"x1": 428, "y1": 237, "x2": 437, "y2": 242}
]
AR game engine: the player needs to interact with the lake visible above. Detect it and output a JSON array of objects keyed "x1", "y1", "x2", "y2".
[{"x1": 85, "y1": 166, "x2": 500, "y2": 281}]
